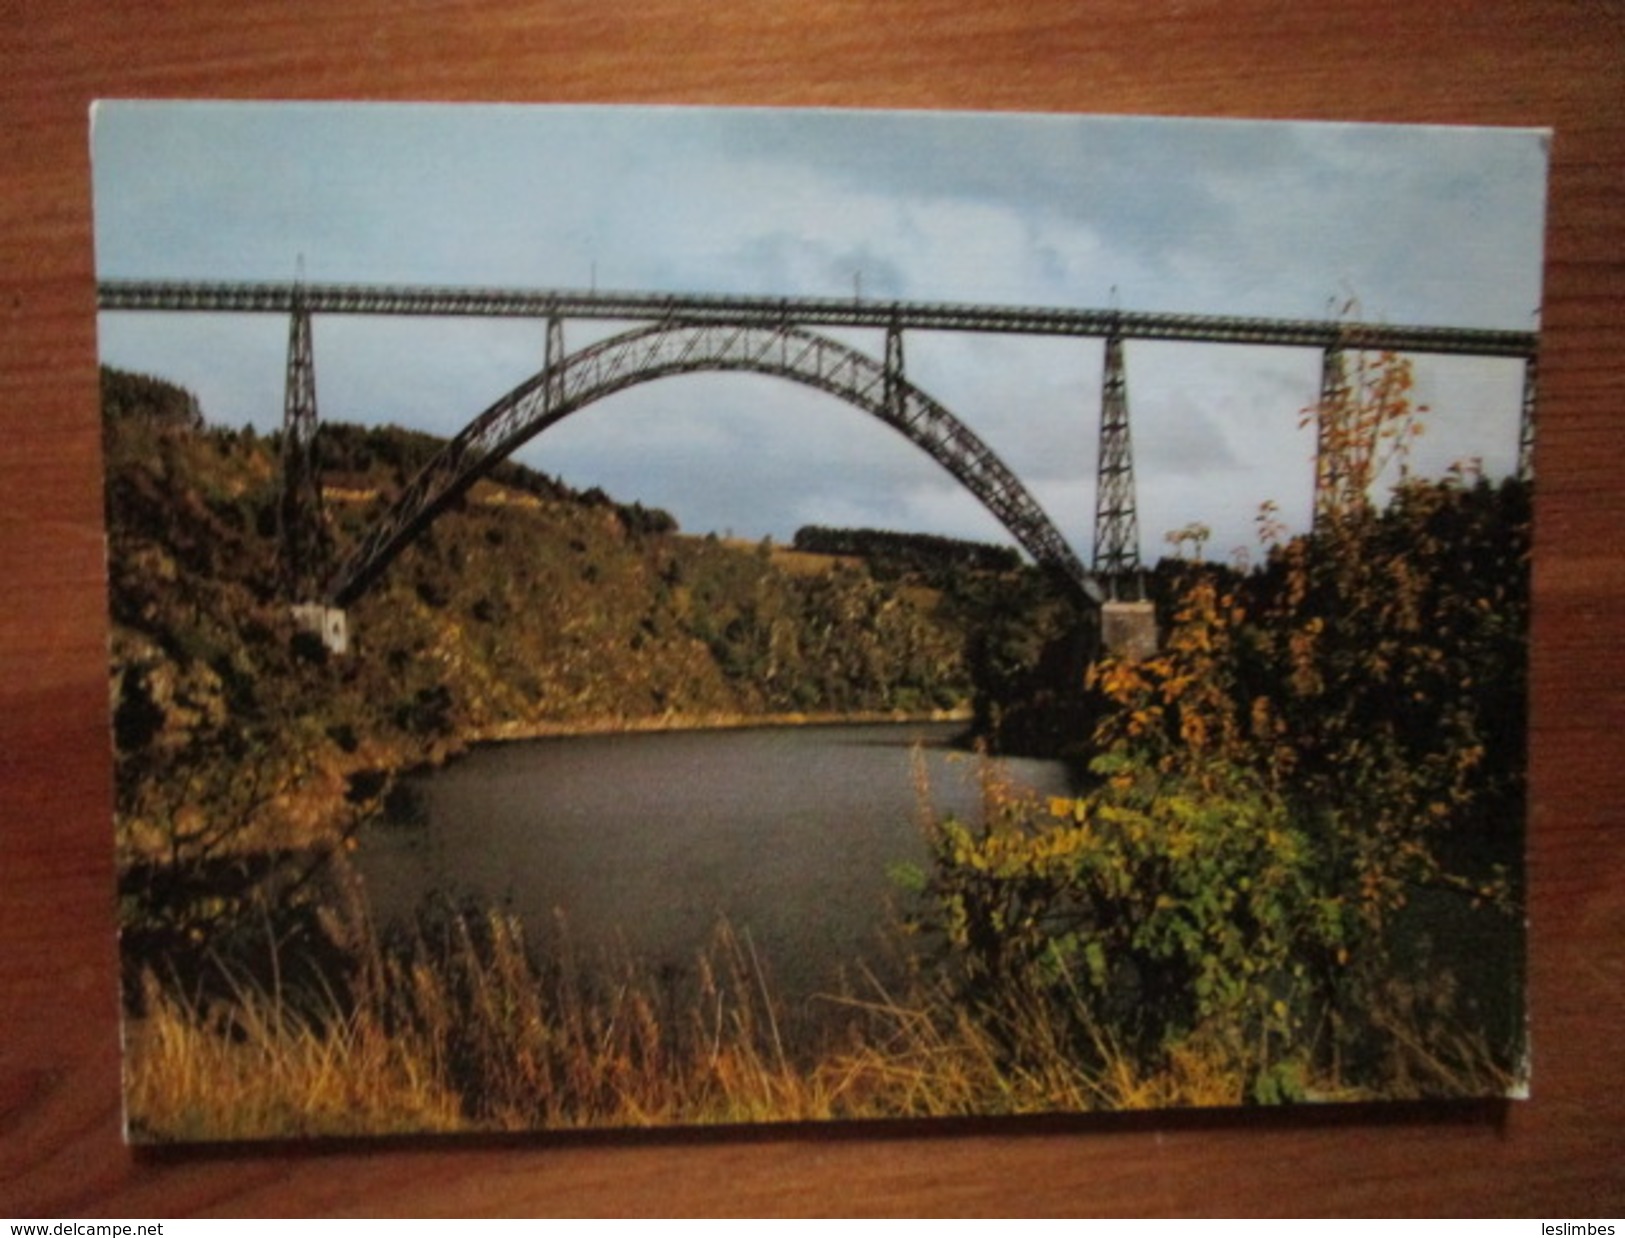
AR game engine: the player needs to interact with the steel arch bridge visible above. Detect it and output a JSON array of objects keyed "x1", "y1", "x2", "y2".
[
  {"x1": 97, "y1": 278, "x2": 1540, "y2": 634},
  {"x1": 324, "y1": 318, "x2": 1101, "y2": 608}
]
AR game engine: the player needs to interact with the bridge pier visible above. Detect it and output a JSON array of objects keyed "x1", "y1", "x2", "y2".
[
  {"x1": 1101, "y1": 599, "x2": 1158, "y2": 662},
  {"x1": 544, "y1": 314, "x2": 564, "y2": 413},
  {"x1": 1092, "y1": 330, "x2": 1144, "y2": 602},
  {"x1": 883, "y1": 318, "x2": 905, "y2": 422},
  {"x1": 1312, "y1": 345, "x2": 1350, "y2": 529},
  {"x1": 279, "y1": 294, "x2": 329, "y2": 597},
  {"x1": 280, "y1": 294, "x2": 348, "y2": 654},
  {"x1": 291, "y1": 602, "x2": 349, "y2": 656},
  {"x1": 1518, "y1": 354, "x2": 1538, "y2": 482}
]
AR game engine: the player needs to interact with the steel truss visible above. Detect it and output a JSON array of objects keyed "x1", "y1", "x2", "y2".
[
  {"x1": 325, "y1": 320, "x2": 1101, "y2": 608},
  {"x1": 1092, "y1": 332, "x2": 1142, "y2": 595},
  {"x1": 1312, "y1": 346, "x2": 1351, "y2": 530},
  {"x1": 99, "y1": 279, "x2": 1539, "y2": 358},
  {"x1": 1518, "y1": 355, "x2": 1538, "y2": 483},
  {"x1": 279, "y1": 298, "x2": 328, "y2": 597},
  {"x1": 99, "y1": 279, "x2": 1539, "y2": 611}
]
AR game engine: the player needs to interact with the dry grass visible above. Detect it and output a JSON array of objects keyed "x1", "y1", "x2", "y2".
[
  {"x1": 123, "y1": 900, "x2": 1517, "y2": 1141},
  {"x1": 124, "y1": 972, "x2": 465, "y2": 1143},
  {"x1": 764, "y1": 547, "x2": 860, "y2": 577}
]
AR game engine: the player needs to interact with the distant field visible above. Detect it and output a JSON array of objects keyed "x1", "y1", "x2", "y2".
[{"x1": 769, "y1": 546, "x2": 862, "y2": 576}]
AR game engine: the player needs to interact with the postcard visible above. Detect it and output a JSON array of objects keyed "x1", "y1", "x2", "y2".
[{"x1": 93, "y1": 101, "x2": 1546, "y2": 1140}]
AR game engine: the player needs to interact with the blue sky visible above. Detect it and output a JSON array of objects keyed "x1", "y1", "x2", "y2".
[{"x1": 91, "y1": 102, "x2": 1548, "y2": 561}]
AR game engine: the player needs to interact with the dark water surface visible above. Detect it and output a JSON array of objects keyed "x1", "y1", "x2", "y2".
[{"x1": 354, "y1": 721, "x2": 1071, "y2": 1034}]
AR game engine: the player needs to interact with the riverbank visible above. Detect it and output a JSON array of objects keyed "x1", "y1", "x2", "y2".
[
  {"x1": 124, "y1": 721, "x2": 1100, "y2": 1140},
  {"x1": 464, "y1": 703, "x2": 975, "y2": 744}
]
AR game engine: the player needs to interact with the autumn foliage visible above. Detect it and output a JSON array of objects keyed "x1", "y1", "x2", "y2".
[{"x1": 914, "y1": 352, "x2": 1529, "y2": 1101}]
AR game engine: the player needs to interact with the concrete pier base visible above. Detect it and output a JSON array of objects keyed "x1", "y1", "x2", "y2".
[
  {"x1": 291, "y1": 603, "x2": 349, "y2": 656},
  {"x1": 1101, "y1": 600, "x2": 1158, "y2": 661}
]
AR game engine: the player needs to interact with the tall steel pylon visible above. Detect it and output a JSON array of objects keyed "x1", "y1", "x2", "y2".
[
  {"x1": 1518, "y1": 353, "x2": 1538, "y2": 483},
  {"x1": 883, "y1": 318, "x2": 905, "y2": 423},
  {"x1": 1092, "y1": 331, "x2": 1142, "y2": 598},
  {"x1": 279, "y1": 293, "x2": 328, "y2": 599},
  {"x1": 544, "y1": 314, "x2": 565, "y2": 414},
  {"x1": 1312, "y1": 344, "x2": 1350, "y2": 530}
]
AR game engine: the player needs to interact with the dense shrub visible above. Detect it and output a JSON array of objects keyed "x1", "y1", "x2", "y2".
[{"x1": 914, "y1": 466, "x2": 1530, "y2": 1101}]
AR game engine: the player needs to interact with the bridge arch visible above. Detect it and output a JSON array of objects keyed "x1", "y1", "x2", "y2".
[{"x1": 324, "y1": 320, "x2": 1101, "y2": 607}]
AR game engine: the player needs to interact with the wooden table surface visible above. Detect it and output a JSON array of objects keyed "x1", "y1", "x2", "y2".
[{"x1": 3, "y1": 0, "x2": 1622, "y2": 1217}]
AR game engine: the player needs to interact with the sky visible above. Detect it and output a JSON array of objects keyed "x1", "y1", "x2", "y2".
[{"x1": 90, "y1": 102, "x2": 1549, "y2": 564}]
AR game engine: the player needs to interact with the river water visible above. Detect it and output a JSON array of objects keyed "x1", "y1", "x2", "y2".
[{"x1": 353, "y1": 721, "x2": 1072, "y2": 1040}]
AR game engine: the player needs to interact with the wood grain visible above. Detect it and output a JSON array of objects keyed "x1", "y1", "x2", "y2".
[{"x1": 2, "y1": 0, "x2": 1621, "y2": 1216}]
